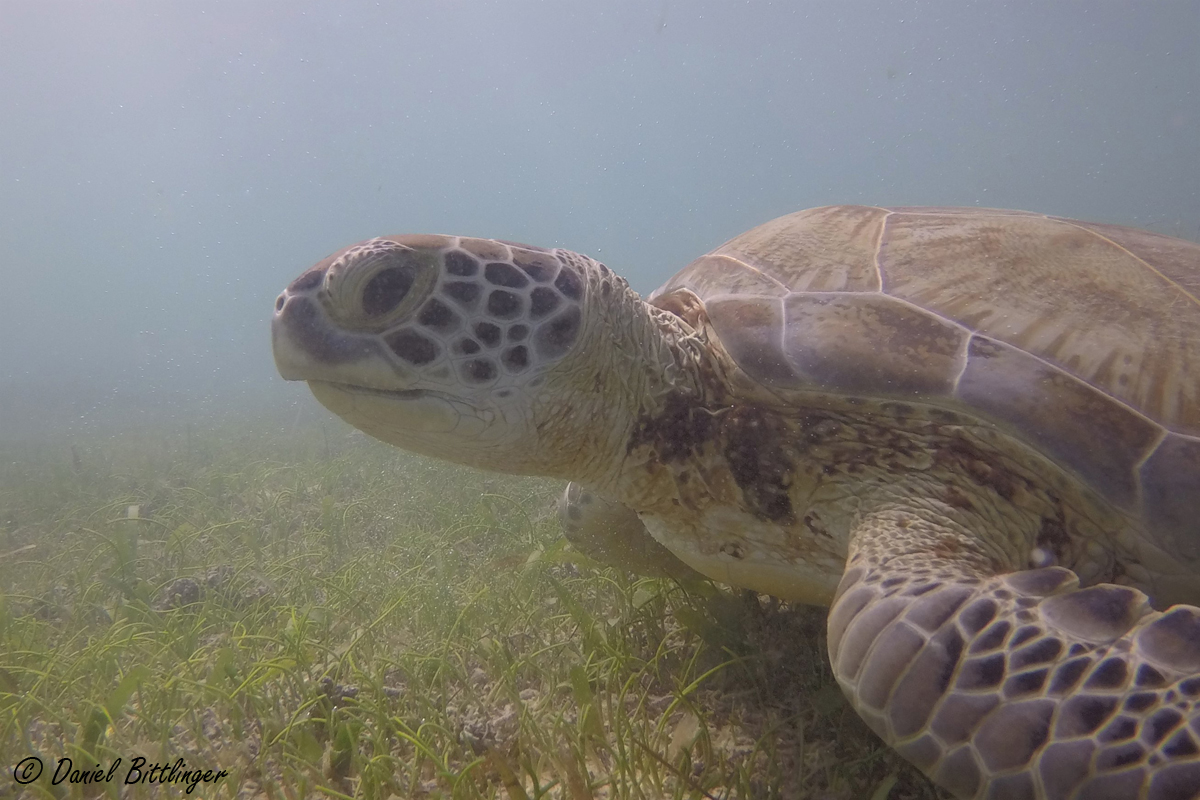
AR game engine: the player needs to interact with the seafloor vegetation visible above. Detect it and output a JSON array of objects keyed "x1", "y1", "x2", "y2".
[{"x1": 0, "y1": 416, "x2": 942, "y2": 799}]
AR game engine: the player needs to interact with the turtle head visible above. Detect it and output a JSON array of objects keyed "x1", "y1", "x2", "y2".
[{"x1": 273, "y1": 234, "x2": 632, "y2": 475}]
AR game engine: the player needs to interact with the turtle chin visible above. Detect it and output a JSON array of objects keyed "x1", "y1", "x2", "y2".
[{"x1": 305, "y1": 380, "x2": 506, "y2": 462}]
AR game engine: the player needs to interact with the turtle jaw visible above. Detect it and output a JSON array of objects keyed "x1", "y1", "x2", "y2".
[
  {"x1": 271, "y1": 286, "x2": 527, "y2": 465},
  {"x1": 305, "y1": 380, "x2": 498, "y2": 453}
]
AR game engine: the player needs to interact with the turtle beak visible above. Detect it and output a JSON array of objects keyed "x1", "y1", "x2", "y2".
[
  {"x1": 271, "y1": 286, "x2": 393, "y2": 389},
  {"x1": 271, "y1": 293, "x2": 318, "y2": 382}
]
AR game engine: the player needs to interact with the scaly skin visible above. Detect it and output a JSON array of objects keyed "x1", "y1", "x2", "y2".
[{"x1": 830, "y1": 496, "x2": 1200, "y2": 799}]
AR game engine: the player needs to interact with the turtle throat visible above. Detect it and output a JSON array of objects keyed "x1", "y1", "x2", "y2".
[
  {"x1": 529, "y1": 277, "x2": 719, "y2": 497},
  {"x1": 544, "y1": 288, "x2": 728, "y2": 517}
]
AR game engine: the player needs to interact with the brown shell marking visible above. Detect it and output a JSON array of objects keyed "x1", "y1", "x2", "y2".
[
  {"x1": 956, "y1": 335, "x2": 1163, "y2": 510},
  {"x1": 879, "y1": 211, "x2": 1199, "y2": 434},
  {"x1": 781, "y1": 292, "x2": 968, "y2": 398},
  {"x1": 653, "y1": 205, "x2": 1200, "y2": 560}
]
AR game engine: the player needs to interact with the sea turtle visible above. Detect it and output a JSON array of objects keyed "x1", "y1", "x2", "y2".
[{"x1": 272, "y1": 205, "x2": 1200, "y2": 799}]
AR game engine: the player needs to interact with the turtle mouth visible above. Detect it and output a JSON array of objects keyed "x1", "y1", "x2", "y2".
[
  {"x1": 306, "y1": 379, "x2": 479, "y2": 440},
  {"x1": 311, "y1": 380, "x2": 430, "y2": 402}
]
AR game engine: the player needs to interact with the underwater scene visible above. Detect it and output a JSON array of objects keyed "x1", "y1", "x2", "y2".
[{"x1": 2, "y1": 3, "x2": 1199, "y2": 799}]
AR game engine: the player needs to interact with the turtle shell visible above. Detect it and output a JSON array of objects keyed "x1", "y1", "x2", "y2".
[{"x1": 651, "y1": 205, "x2": 1200, "y2": 562}]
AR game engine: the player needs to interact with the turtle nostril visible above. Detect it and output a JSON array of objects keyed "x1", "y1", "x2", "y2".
[
  {"x1": 275, "y1": 294, "x2": 286, "y2": 312},
  {"x1": 362, "y1": 266, "x2": 415, "y2": 317}
]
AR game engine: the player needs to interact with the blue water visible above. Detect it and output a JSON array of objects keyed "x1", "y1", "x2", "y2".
[{"x1": 2, "y1": 0, "x2": 1197, "y2": 441}]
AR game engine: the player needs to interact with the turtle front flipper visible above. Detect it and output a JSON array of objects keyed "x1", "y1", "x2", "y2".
[
  {"x1": 557, "y1": 483, "x2": 703, "y2": 581},
  {"x1": 829, "y1": 507, "x2": 1200, "y2": 800}
]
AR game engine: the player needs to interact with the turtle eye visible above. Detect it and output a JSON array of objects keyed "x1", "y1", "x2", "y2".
[
  {"x1": 362, "y1": 265, "x2": 416, "y2": 317},
  {"x1": 326, "y1": 240, "x2": 438, "y2": 331}
]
